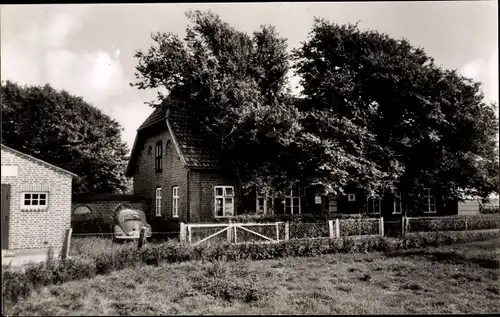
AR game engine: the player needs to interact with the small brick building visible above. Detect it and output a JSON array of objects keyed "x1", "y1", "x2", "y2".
[{"x1": 1, "y1": 144, "x2": 76, "y2": 252}]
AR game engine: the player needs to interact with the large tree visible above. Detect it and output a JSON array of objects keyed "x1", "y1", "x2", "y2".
[
  {"x1": 292, "y1": 19, "x2": 499, "y2": 199},
  {"x1": 1, "y1": 81, "x2": 131, "y2": 194},
  {"x1": 132, "y1": 10, "x2": 301, "y2": 195}
]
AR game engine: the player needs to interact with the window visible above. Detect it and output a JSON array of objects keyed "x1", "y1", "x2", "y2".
[
  {"x1": 214, "y1": 186, "x2": 234, "y2": 217},
  {"x1": 73, "y1": 205, "x2": 92, "y2": 216},
  {"x1": 366, "y1": 197, "x2": 381, "y2": 215},
  {"x1": 393, "y1": 191, "x2": 402, "y2": 214},
  {"x1": 155, "y1": 141, "x2": 163, "y2": 172},
  {"x1": 22, "y1": 192, "x2": 48, "y2": 210},
  {"x1": 423, "y1": 188, "x2": 436, "y2": 213},
  {"x1": 155, "y1": 187, "x2": 162, "y2": 217},
  {"x1": 285, "y1": 188, "x2": 301, "y2": 215},
  {"x1": 172, "y1": 186, "x2": 179, "y2": 218}
]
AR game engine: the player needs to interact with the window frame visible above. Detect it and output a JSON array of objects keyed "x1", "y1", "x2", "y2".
[
  {"x1": 155, "y1": 141, "x2": 163, "y2": 173},
  {"x1": 21, "y1": 192, "x2": 49, "y2": 210},
  {"x1": 172, "y1": 186, "x2": 179, "y2": 218},
  {"x1": 214, "y1": 186, "x2": 235, "y2": 218},
  {"x1": 423, "y1": 188, "x2": 437, "y2": 214},
  {"x1": 284, "y1": 188, "x2": 301, "y2": 215},
  {"x1": 393, "y1": 190, "x2": 402, "y2": 215},
  {"x1": 155, "y1": 187, "x2": 162, "y2": 217},
  {"x1": 366, "y1": 197, "x2": 382, "y2": 215}
]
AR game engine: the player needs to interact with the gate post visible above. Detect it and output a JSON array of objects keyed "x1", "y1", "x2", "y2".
[
  {"x1": 328, "y1": 220, "x2": 334, "y2": 238},
  {"x1": 180, "y1": 222, "x2": 186, "y2": 243},
  {"x1": 61, "y1": 228, "x2": 72, "y2": 260},
  {"x1": 137, "y1": 227, "x2": 147, "y2": 249},
  {"x1": 285, "y1": 222, "x2": 290, "y2": 241},
  {"x1": 227, "y1": 220, "x2": 232, "y2": 243},
  {"x1": 379, "y1": 217, "x2": 384, "y2": 236},
  {"x1": 335, "y1": 219, "x2": 340, "y2": 238}
]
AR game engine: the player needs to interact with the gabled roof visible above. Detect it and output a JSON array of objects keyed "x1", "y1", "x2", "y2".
[
  {"x1": 125, "y1": 100, "x2": 220, "y2": 177},
  {"x1": 1, "y1": 144, "x2": 78, "y2": 178}
]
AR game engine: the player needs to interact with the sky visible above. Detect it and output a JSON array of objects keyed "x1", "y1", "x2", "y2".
[{"x1": 1, "y1": 2, "x2": 498, "y2": 153}]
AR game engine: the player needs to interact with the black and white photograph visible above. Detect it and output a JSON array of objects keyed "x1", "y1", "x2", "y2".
[{"x1": 1, "y1": 1, "x2": 499, "y2": 315}]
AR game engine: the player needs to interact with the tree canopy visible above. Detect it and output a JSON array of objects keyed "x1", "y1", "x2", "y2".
[
  {"x1": 1, "y1": 81, "x2": 131, "y2": 194},
  {"x1": 293, "y1": 19, "x2": 499, "y2": 199},
  {"x1": 132, "y1": 10, "x2": 302, "y2": 195},
  {"x1": 132, "y1": 11, "x2": 498, "y2": 200}
]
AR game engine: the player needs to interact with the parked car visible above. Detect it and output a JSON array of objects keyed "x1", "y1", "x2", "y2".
[{"x1": 113, "y1": 208, "x2": 152, "y2": 241}]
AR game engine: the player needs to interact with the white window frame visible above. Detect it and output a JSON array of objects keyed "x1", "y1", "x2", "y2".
[
  {"x1": 393, "y1": 191, "x2": 402, "y2": 215},
  {"x1": 284, "y1": 188, "x2": 301, "y2": 215},
  {"x1": 172, "y1": 186, "x2": 179, "y2": 218},
  {"x1": 21, "y1": 192, "x2": 49, "y2": 210},
  {"x1": 423, "y1": 188, "x2": 437, "y2": 214},
  {"x1": 366, "y1": 197, "x2": 382, "y2": 215},
  {"x1": 256, "y1": 190, "x2": 276, "y2": 215},
  {"x1": 155, "y1": 187, "x2": 162, "y2": 217},
  {"x1": 214, "y1": 186, "x2": 235, "y2": 218}
]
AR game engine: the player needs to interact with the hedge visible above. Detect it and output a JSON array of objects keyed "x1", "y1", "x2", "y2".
[{"x1": 2, "y1": 229, "x2": 499, "y2": 303}]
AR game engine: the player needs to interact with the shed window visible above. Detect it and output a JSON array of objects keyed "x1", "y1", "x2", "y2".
[{"x1": 22, "y1": 192, "x2": 48, "y2": 210}]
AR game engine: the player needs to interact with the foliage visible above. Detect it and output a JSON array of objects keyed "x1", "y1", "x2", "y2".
[
  {"x1": 131, "y1": 10, "x2": 302, "y2": 195},
  {"x1": 406, "y1": 214, "x2": 500, "y2": 232},
  {"x1": 1, "y1": 81, "x2": 130, "y2": 194},
  {"x1": 3, "y1": 229, "x2": 499, "y2": 304},
  {"x1": 292, "y1": 19, "x2": 499, "y2": 199},
  {"x1": 191, "y1": 262, "x2": 273, "y2": 303}
]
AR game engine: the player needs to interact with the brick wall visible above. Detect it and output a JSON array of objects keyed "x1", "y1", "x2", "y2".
[
  {"x1": 190, "y1": 170, "x2": 238, "y2": 222},
  {"x1": 132, "y1": 130, "x2": 189, "y2": 224},
  {"x1": 1, "y1": 148, "x2": 72, "y2": 250},
  {"x1": 71, "y1": 199, "x2": 148, "y2": 233}
]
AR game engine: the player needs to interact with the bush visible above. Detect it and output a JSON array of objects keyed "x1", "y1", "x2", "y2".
[{"x1": 3, "y1": 229, "x2": 499, "y2": 304}]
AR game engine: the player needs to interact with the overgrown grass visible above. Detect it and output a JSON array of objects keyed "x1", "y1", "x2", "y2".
[{"x1": 3, "y1": 238, "x2": 499, "y2": 315}]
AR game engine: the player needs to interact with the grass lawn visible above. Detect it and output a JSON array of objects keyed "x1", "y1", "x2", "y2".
[{"x1": 4, "y1": 238, "x2": 499, "y2": 315}]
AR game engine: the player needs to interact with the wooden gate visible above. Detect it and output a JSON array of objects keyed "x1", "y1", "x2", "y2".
[
  {"x1": 1, "y1": 184, "x2": 11, "y2": 250},
  {"x1": 186, "y1": 222, "x2": 282, "y2": 246}
]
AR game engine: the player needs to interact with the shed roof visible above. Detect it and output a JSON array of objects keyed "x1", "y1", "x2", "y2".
[{"x1": 1, "y1": 144, "x2": 78, "y2": 178}]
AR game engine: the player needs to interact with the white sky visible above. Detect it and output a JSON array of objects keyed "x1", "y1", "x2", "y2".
[{"x1": 1, "y1": 2, "x2": 498, "y2": 153}]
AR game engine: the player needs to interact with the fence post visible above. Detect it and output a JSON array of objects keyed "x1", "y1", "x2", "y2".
[
  {"x1": 328, "y1": 220, "x2": 334, "y2": 238},
  {"x1": 137, "y1": 227, "x2": 147, "y2": 250},
  {"x1": 335, "y1": 219, "x2": 340, "y2": 238},
  {"x1": 180, "y1": 222, "x2": 186, "y2": 243},
  {"x1": 379, "y1": 217, "x2": 384, "y2": 237},
  {"x1": 188, "y1": 225, "x2": 192, "y2": 244},
  {"x1": 227, "y1": 220, "x2": 232, "y2": 243},
  {"x1": 234, "y1": 224, "x2": 238, "y2": 244},
  {"x1": 275, "y1": 222, "x2": 279, "y2": 242},
  {"x1": 285, "y1": 222, "x2": 290, "y2": 241},
  {"x1": 401, "y1": 216, "x2": 406, "y2": 237},
  {"x1": 61, "y1": 228, "x2": 72, "y2": 260}
]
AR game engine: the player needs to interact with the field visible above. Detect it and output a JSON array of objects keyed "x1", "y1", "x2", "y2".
[{"x1": 3, "y1": 238, "x2": 499, "y2": 315}]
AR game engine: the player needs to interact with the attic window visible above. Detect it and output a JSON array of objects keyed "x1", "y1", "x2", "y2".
[
  {"x1": 148, "y1": 146, "x2": 153, "y2": 155},
  {"x1": 155, "y1": 141, "x2": 163, "y2": 173}
]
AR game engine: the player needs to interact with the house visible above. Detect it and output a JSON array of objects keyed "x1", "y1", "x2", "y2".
[
  {"x1": 126, "y1": 101, "x2": 239, "y2": 223},
  {"x1": 126, "y1": 101, "x2": 459, "y2": 224},
  {"x1": 71, "y1": 194, "x2": 149, "y2": 233},
  {"x1": 1, "y1": 144, "x2": 77, "y2": 253}
]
